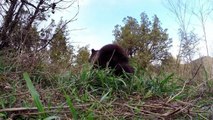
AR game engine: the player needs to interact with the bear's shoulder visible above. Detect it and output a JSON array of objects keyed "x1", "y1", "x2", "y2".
[{"x1": 89, "y1": 44, "x2": 134, "y2": 75}]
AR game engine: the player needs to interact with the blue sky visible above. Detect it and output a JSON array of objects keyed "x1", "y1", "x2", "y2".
[{"x1": 52, "y1": 0, "x2": 213, "y2": 58}]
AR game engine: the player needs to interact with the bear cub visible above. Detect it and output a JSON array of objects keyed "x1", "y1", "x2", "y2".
[{"x1": 89, "y1": 44, "x2": 134, "y2": 75}]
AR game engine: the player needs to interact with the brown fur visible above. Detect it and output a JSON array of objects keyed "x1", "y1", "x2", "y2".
[{"x1": 89, "y1": 44, "x2": 134, "y2": 75}]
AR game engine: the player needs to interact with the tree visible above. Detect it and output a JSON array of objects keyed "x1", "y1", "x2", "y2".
[
  {"x1": 192, "y1": 0, "x2": 213, "y2": 56},
  {"x1": 49, "y1": 19, "x2": 74, "y2": 67},
  {"x1": 0, "y1": 0, "x2": 79, "y2": 51},
  {"x1": 113, "y1": 12, "x2": 172, "y2": 68},
  {"x1": 178, "y1": 30, "x2": 199, "y2": 62},
  {"x1": 113, "y1": 16, "x2": 140, "y2": 58},
  {"x1": 164, "y1": 0, "x2": 213, "y2": 80},
  {"x1": 75, "y1": 46, "x2": 90, "y2": 65},
  {"x1": 161, "y1": 53, "x2": 178, "y2": 71},
  {"x1": 165, "y1": 0, "x2": 207, "y2": 62}
]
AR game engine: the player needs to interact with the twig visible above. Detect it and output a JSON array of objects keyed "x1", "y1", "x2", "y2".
[
  {"x1": 135, "y1": 104, "x2": 175, "y2": 110},
  {"x1": 122, "y1": 103, "x2": 165, "y2": 119},
  {"x1": 162, "y1": 107, "x2": 181, "y2": 116},
  {"x1": 0, "y1": 104, "x2": 91, "y2": 113},
  {"x1": 176, "y1": 100, "x2": 195, "y2": 106},
  {"x1": 187, "y1": 63, "x2": 202, "y2": 84},
  {"x1": 167, "y1": 80, "x2": 187, "y2": 103},
  {"x1": 0, "y1": 91, "x2": 29, "y2": 99}
]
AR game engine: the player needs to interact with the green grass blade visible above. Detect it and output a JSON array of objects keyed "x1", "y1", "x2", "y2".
[
  {"x1": 160, "y1": 73, "x2": 174, "y2": 86},
  {"x1": 87, "y1": 112, "x2": 94, "y2": 120},
  {"x1": 64, "y1": 91, "x2": 78, "y2": 120},
  {"x1": 44, "y1": 116, "x2": 60, "y2": 120},
  {"x1": 100, "y1": 88, "x2": 112, "y2": 102},
  {"x1": 23, "y1": 72, "x2": 45, "y2": 114}
]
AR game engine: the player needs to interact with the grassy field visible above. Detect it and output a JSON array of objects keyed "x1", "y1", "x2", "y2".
[{"x1": 0, "y1": 62, "x2": 213, "y2": 120}]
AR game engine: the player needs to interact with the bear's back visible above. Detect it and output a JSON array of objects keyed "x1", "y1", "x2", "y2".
[
  {"x1": 89, "y1": 44, "x2": 134, "y2": 75},
  {"x1": 97, "y1": 44, "x2": 129, "y2": 68}
]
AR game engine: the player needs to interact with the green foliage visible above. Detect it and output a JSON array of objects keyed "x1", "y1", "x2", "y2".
[
  {"x1": 143, "y1": 73, "x2": 177, "y2": 98},
  {"x1": 49, "y1": 19, "x2": 74, "y2": 68},
  {"x1": 88, "y1": 69, "x2": 132, "y2": 95},
  {"x1": 113, "y1": 12, "x2": 172, "y2": 68},
  {"x1": 64, "y1": 91, "x2": 78, "y2": 120},
  {"x1": 75, "y1": 46, "x2": 90, "y2": 65},
  {"x1": 0, "y1": 63, "x2": 212, "y2": 119},
  {"x1": 23, "y1": 72, "x2": 46, "y2": 117},
  {"x1": 43, "y1": 116, "x2": 61, "y2": 120},
  {"x1": 0, "y1": 0, "x2": 78, "y2": 51}
]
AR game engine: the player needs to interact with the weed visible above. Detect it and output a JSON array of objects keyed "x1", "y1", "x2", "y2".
[{"x1": 0, "y1": 63, "x2": 212, "y2": 119}]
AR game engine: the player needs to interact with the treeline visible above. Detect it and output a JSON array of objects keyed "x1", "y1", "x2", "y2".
[
  {"x1": 0, "y1": 0, "x2": 174, "y2": 74},
  {"x1": 0, "y1": 0, "x2": 91, "y2": 73},
  {"x1": 0, "y1": 0, "x2": 212, "y2": 81}
]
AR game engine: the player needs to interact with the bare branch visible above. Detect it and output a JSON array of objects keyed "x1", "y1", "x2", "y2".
[
  {"x1": 25, "y1": 0, "x2": 44, "y2": 30},
  {"x1": 21, "y1": 0, "x2": 37, "y2": 9},
  {"x1": 0, "y1": 0, "x2": 18, "y2": 49},
  {"x1": 54, "y1": 0, "x2": 78, "y2": 10},
  {"x1": 192, "y1": 0, "x2": 213, "y2": 56},
  {"x1": 0, "y1": 0, "x2": 79, "y2": 50},
  {"x1": 8, "y1": 1, "x2": 24, "y2": 34},
  {"x1": 37, "y1": 1, "x2": 79, "y2": 51}
]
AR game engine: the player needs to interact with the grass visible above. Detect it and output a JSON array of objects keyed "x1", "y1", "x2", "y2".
[
  {"x1": 23, "y1": 72, "x2": 45, "y2": 115},
  {"x1": 0, "y1": 63, "x2": 213, "y2": 119}
]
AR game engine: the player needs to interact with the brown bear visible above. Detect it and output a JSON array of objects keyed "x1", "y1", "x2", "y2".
[{"x1": 89, "y1": 44, "x2": 134, "y2": 75}]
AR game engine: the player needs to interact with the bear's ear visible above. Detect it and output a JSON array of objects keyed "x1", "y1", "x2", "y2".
[{"x1": 91, "y1": 49, "x2": 95, "y2": 53}]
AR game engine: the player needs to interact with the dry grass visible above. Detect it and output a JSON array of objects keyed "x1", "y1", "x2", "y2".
[{"x1": 0, "y1": 53, "x2": 213, "y2": 119}]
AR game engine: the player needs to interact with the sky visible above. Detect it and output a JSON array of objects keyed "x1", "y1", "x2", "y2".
[{"x1": 52, "y1": 0, "x2": 213, "y2": 59}]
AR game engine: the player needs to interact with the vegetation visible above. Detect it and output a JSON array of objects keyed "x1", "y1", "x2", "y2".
[
  {"x1": 113, "y1": 12, "x2": 172, "y2": 68},
  {"x1": 0, "y1": 61, "x2": 213, "y2": 119},
  {"x1": 0, "y1": 0, "x2": 213, "y2": 119}
]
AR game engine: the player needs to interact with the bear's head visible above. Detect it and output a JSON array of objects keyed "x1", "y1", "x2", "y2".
[{"x1": 89, "y1": 49, "x2": 99, "y2": 64}]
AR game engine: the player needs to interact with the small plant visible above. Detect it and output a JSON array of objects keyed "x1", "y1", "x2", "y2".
[
  {"x1": 64, "y1": 91, "x2": 78, "y2": 120},
  {"x1": 144, "y1": 73, "x2": 177, "y2": 97},
  {"x1": 23, "y1": 72, "x2": 46, "y2": 118},
  {"x1": 0, "y1": 62, "x2": 212, "y2": 119}
]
